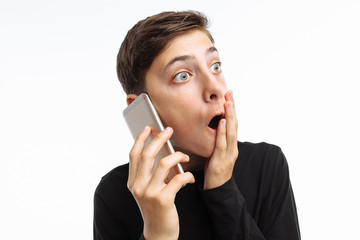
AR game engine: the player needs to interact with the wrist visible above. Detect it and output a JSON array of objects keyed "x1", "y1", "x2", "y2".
[
  {"x1": 143, "y1": 226, "x2": 178, "y2": 240},
  {"x1": 203, "y1": 171, "x2": 232, "y2": 190}
]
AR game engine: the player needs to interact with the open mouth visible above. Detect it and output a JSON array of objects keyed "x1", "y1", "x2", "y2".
[{"x1": 208, "y1": 115, "x2": 224, "y2": 130}]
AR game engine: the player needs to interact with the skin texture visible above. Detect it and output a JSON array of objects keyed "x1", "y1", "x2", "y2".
[{"x1": 126, "y1": 30, "x2": 238, "y2": 240}]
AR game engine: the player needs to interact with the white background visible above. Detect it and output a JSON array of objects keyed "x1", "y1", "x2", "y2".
[{"x1": 1, "y1": 0, "x2": 359, "y2": 239}]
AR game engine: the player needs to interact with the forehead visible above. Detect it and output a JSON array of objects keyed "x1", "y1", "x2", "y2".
[{"x1": 154, "y1": 30, "x2": 215, "y2": 66}]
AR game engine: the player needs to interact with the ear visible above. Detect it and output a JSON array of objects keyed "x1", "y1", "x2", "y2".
[{"x1": 126, "y1": 94, "x2": 138, "y2": 106}]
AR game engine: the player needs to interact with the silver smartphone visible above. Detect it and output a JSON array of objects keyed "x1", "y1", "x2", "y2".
[{"x1": 123, "y1": 93, "x2": 184, "y2": 182}]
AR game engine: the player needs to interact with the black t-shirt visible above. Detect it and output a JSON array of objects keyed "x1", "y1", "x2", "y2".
[{"x1": 94, "y1": 142, "x2": 301, "y2": 240}]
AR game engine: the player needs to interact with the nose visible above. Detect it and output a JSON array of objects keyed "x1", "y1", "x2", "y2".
[{"x1": 202, "y1": 71, "x2": 225, "y2": 103}]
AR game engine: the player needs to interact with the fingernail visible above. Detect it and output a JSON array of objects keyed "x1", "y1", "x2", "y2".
[
  {"x1": 164, "y1": 127, "x2": 172, "y2": 134},
  {"x1": 228, "y1": 90, "x2": 233, "y2": 98},
  {"x1": 221, "y1": 119, "x2": 226, "y2": 127},
  {"x1": 143, "y1": 125, "x2": 150, "y2": 132}
]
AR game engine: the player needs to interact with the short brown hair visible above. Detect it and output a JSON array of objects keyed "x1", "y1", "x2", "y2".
[{"x1": 116, "y1": 11, "x2": 213, "y2": 95}]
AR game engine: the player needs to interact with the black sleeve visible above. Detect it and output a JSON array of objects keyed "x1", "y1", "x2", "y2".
[
  {"x1": 200, "y1": 147, "x2": 300, "y2": 240},
  {"x1": 93, "y1": 165, "x2": 144, "y2": 240},
  {"x1": 260, "y1": 149, "x2": 301, "y2": 239},
  {"x1": 93, "y1": 191, "x2": 132, "y2": 240},
  {"x1": 201, "y1": 177, "x2": 265, "y2": 240}
]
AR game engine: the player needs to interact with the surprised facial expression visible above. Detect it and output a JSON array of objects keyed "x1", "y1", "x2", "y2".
[{"x1": 145, "y1": 30, "x2": 227, "y2": 158}]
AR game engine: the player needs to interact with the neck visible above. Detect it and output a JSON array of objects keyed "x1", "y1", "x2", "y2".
[{"x1": 174, "y1": 147, "x2": 209, "y2": 172}]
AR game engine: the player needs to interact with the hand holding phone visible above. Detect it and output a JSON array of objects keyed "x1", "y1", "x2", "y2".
[
  {"x1": 123, "y1": 93, "x2": 184, "y2": 182},
  {"x1": 123, "y1": 93, "x2": 194, "y2": 240}
]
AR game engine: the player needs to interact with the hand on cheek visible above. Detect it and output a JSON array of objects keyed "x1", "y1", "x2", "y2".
[{"x1": 204, "y1": 90, "x2": 239, "y2": 190}]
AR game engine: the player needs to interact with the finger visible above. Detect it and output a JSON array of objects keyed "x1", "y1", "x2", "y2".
[
  {"x1": 225, "y1": 90, "x2": 235, "y2": 108},
  {"x1": 149, "y1": 152, "x2": 189, "y2": 187},
  {"x1": 128, "y1": 126, "x2": 151, "y2": 189},
  {"x1": 225, "y1": 90, "x2": 238, "y2": 130},
  {"x1": 136, "y1": 127, "x2": 174, "y2": 181},
  {"x1": 164, "y1": 171, "x2": 195, "y2": 198},
  {"x1": 225, "y1": 101, "x2": 237, "y2": 146},
  {"x1": 213, "y1": 118, "x2": 227, "y2": 158}
]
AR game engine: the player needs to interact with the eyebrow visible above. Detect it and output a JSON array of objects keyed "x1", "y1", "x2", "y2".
[{"x1": 163, "y1": 46, "x2": 218, "y2": 72}]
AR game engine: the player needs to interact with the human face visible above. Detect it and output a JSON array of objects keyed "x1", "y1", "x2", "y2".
[{"x1": 145, "y1": 30, "x2": 227, "y2": 159}]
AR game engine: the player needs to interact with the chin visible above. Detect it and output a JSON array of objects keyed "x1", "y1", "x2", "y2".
[
  {"x1": 186, "y1": 141, "x2": 216, "y2": 159},
  {"x1": 200, "y1": 147, "x2": 215, "y2": 158},
  {"x1": 172, "y1": 134, "x2": 216, "y2": 158},
  {"x1": 172, "y1": 141, "x2": 212, "y2": 157}
]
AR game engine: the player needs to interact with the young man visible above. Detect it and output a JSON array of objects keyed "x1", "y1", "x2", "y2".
[{"x1": 94, "y1": 11, "x2": 301, "y2": 240}]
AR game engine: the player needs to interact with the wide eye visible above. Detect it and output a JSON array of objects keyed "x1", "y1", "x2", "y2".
[
  {"x1": 210, "y1": 62, "x2": 222, "y2": 73},
  {"x1": 173, "y1": 72, "x2": 190, "y2": 82}
]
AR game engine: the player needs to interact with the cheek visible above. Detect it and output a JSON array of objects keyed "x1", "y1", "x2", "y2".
[
  {"x1": 170, "y1": 117, "x2": 215, "y2": 158},
  {"x1": 172, "y1": 130, "x2": 215, "y2": 158},
  {"x1": 165, "y1": 112, "x2": 198, "y2": 142},
  {"x1": 156, "y1": 96, "x2": 194, "y2": 126}
]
